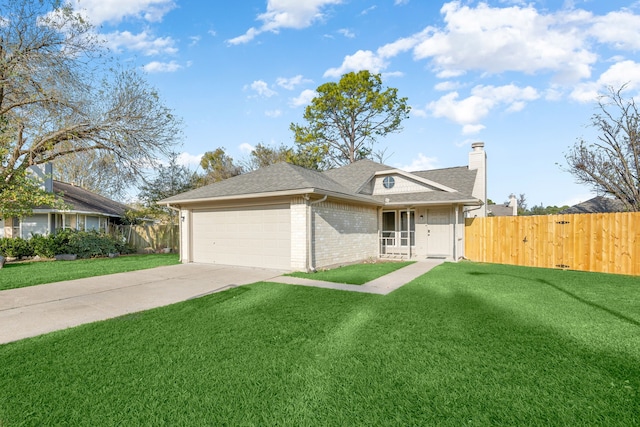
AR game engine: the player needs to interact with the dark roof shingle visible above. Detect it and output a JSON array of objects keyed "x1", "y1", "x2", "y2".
[{"x1": 53, "y1": 181, "x2": 128, "y2": 217}]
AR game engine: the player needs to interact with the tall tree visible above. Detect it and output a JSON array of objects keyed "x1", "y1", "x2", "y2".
[
  {"x1": 245, "y1": 143, "x2": 292, "y2": 170},
  {"x1": 0, "y1": 0, "x2": 181, "y2": 217},
  {"x1": 199, "y1": 147, "x2": 243, "y2": 184},
  {"x1": 565, "y1": 85, "x2": 640, "y2": 211},
  {"x1": 290, "y1": 70, "x2": 410, "y2": 169},
  {"x1": 138, "y1": 153, "x2": 197, "y2": 221}
]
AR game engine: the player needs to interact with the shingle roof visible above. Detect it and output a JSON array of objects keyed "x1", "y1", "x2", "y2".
[
  {"x1": 411, "y1": 166, "x2": 477, "y2": 196},
  {"x1": 322, "y1": 159, "x2": 393, "y2": 193},
  {"x1": 561, "y1": 196, "x2": 625, "y2": 214},
  {"x1": 488, "y1": 204, "x2": 515, "y2": 216},
  {"x1": 52, "y1": 181, "x2": 128, "y2": 217},
  {"x1": 161, "y1": 162, "x2": 367, "y2": 203},
  {"x1": 161, "y1": 159, "x2": 482, "y2": 207}
]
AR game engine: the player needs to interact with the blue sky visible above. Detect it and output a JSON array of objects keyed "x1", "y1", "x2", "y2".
[{"x1": 71, "y1": 0, "x2": 640, "y2": 207}]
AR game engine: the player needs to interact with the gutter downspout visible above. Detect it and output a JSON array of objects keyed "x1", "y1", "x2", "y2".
[{"x1": 306, "y1": 194, "x2": 328, "y2": 272}]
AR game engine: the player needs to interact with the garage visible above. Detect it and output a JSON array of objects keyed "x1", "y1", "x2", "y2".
[{"x1": 190, "y1": 204, "x2": 291, "y2": 269}]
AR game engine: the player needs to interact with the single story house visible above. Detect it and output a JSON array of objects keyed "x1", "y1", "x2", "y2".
[
  {"x1": 161, "y1": 142, "x2": 488, "y2": 271},
  {"x1": 1, "y1": 165, "x2": 129, "y2": 239},
  {"x1": 560, "y1": 196, "x2": 625, "y2": 214},
  {"x1": 488, "y1": 194, "x2": 518, "y2": 216}
]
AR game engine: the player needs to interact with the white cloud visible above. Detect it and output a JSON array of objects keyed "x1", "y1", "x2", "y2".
[
  {"x1": 189, "y1": 36, "x2": 201, "y2": 46},
  {"x1": 290, "y1": 89, "x2": 317, "y2": 107},
  {"x1": 394, "y1": 0, "x2": 409, "y2": 5},
  {"x1": 462, "y1": 124, "x2": 486, "y2": 135},
  {"x1": 227, "y1": 0, "x2": 343, "y2": 45},
  {"x1": 589, "y1": 10, "x2": 640, "y2": 50},
  {"x1": 324, "y1": 50, "x2": 388, "y2": 78},
  {"x1": 276, "y1": 75, "x2": 312, "y2": 90},
  {"x1": 338, "y1": 28, "x2": 355, "y2": 38},
  {"x1": 105, "y1": 30, "x2": 177, "y2": 56},
  {"x1": 265, "y1": 109, "x2": 283, "y2": 118},
  {"x1": 428, "y1": 84, "x2": 539, "y2": 128},
  {"x1": 248, "y1": 80, "x2": 277, "y2": 97},
  {"x1": 176, "y1": 152, "x2": 203, "y2": 167},
  {"x1": 143, "y1": 60, "x2": 182, "y2": 73},
  {"x1": 323, "y1": 27, "x2": 430, "y2": 78},
  {"x1": 239, "y1": 143, "x2": 255, "y2": 154},
  {"x1": 410, "y1": 108, "x2": 428, "y2": 118},
  {"x1": 70, "y1": 0, "x2": 175, "y2": 25},
  {"x1": 412, "y1": 2, "x2": 597, "y2": 83},
  {"x1": 571, "y1": 60, "x2": 640, "y2": 102},
  {"x1": 434, "y1": 81, "x2": 461, "y2": 91},
  {"x1": 401, "y1": 153, "x2": 438, "y2": 171}
]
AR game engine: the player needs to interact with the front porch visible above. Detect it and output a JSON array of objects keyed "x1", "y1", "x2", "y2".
[{"x1": 378, "y1": 206, "x2": 465, "y2": 261}]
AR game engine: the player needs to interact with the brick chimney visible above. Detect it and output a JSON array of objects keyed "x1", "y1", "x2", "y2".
[{"x1": 468, "y1": 142, "x2": 487, "y2": 217}]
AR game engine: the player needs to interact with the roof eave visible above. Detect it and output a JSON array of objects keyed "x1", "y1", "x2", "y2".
[
  {"x1": 381, "y1": 198, "x2": 483, "y2": 207},
  {"x1": 161, "y1": 188, "x2": 380, "y2": 207}
]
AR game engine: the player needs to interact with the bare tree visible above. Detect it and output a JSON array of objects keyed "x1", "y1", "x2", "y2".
[
  {"x1": 565, "y1": 85, "x2": 640, "y2": 211},
  {"x1": 0, "y1": 0, "x2": 181, "y2": 215}
]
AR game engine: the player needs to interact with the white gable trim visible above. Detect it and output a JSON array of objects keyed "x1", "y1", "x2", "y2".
[{"x1": 373, "y1": 169, "x2": 457, "y2": 193}]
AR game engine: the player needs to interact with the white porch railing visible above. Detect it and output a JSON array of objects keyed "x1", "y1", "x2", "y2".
[{"x1": 380, "y1": 231, "x2": 415, "y2": 257}]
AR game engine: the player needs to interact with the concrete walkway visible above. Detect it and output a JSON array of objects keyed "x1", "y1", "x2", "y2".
[
  {"x1": 0, "y1": 264, "x2": 284, "y2": 344},
  {"x1": 270, "y1": 259, "x2": 444, "y2": 295},
  {"x1": 0, "y1": 260, "x2": 443, "y2": 345}
]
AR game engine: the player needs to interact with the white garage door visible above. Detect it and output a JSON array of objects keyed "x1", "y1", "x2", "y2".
[{"x1": 191, "y1": 204, "x2": 291, "y2": 269}]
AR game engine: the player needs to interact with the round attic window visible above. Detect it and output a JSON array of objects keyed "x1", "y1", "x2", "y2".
[{"x1": 383, "y1": 176, "x2": 395, "y2": 189}]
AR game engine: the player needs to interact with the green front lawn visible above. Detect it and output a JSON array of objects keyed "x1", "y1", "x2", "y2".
[
  {"x1": 286, "y1": 260, "x2": 415, "y2": 284},
  {"x1": 0, "y1": 253, "x2": 180, "y2": 291},
  {"x1": 1, "y1": 262, "x2": 638, "y2": 425}
]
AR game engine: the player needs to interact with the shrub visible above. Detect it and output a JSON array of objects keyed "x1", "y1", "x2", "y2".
[
  {"x1": 0, "y1": 237, "x2": 33, "y2": 258},
  {"x1": 30, "y1": 234, "x2": 57, "y2": 258},
  {"x1": 0, "y1": 230, "x2": 135, "y2": 259}
]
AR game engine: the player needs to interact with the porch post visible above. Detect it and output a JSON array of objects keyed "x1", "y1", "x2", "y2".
[
  {"x1": 454, "y1": 205, "x2": 459, "y2": 260},
  {"x1": 407, "y1": 207, "x2": 411, "y2": 259}
]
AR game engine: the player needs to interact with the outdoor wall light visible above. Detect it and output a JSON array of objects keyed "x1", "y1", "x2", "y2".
[{"x1": 181, "y1": 215, "x2": 185, "y2": 222}]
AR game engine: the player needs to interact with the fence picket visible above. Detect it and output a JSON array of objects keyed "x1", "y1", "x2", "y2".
[{"x1": 465, "y1": 212, "x2": 640, "y2": 276}]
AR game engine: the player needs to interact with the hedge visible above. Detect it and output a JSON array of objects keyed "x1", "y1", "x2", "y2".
[{"x1": 0, "y1": 230, "x2": 135, "y2": 259}]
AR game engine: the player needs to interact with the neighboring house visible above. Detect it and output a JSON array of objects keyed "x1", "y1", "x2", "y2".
[
  {"x1": 0, "y1": 165, "x2": 129, "y2": 239},
  {"x1": 561, "y1": 196, "x2": 625, "y2": 214},
  {"x1": 488, "y1": 194, "x2": 518, "y2": 216},
  {"x1": 161, "y1": 142, "x2": 488, "y2": 271}
]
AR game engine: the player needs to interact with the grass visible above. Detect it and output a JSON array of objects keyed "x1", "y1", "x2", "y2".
[
  {"x1": 0, "y1": 253, "x2": 180, "y2": 291},
  {"x1": 0, "y1": 261, "x2": 638, "y2": 425},
  {"x1": 286, "y1": 260, "x2": 415, "y2": 284}
]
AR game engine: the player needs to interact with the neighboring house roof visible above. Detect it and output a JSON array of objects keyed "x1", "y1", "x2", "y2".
[
  {"x1": 561, "y1": 196, "x2": 625, "y2": 214},
  {"x1": 161, "y1": 160, "x2": 482, "y2": 207},
  {"x1": 44, "y1": 181, "x2": 129, "y2": 217},
  {"x1": 488, "y1": 204, "x2": 515, "y2": 216}
]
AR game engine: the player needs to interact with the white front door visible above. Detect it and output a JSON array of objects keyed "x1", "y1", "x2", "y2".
[{"x1": 426, "y1": 208, "x2": 451, "y2": 257}]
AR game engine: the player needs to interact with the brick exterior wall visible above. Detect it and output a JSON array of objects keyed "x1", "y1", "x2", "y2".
[{"x1": 311, "y1": 201, "x2": 378, "y2": 268}]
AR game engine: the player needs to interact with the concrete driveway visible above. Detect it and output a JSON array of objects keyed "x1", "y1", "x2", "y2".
[{"x1": 0, "y1": 263, "x2": 285, "y2": 345}]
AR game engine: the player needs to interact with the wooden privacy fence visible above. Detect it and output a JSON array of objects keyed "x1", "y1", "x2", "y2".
[
  {"x1": 124, "y1": 224, "x2": 179, "y2": 253},
  {"x1": 465, "y1": 212, "x2": 640, "y2": 276}
]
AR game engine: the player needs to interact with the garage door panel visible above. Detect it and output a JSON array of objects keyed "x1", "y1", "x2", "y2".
[{"x1": 191, "y1": 204, "x2": 291, "y2": 269}]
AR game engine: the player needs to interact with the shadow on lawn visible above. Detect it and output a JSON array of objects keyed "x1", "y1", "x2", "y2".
[{"x1": 467, "y1": 270, "x2": 640, "y2": 328}]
